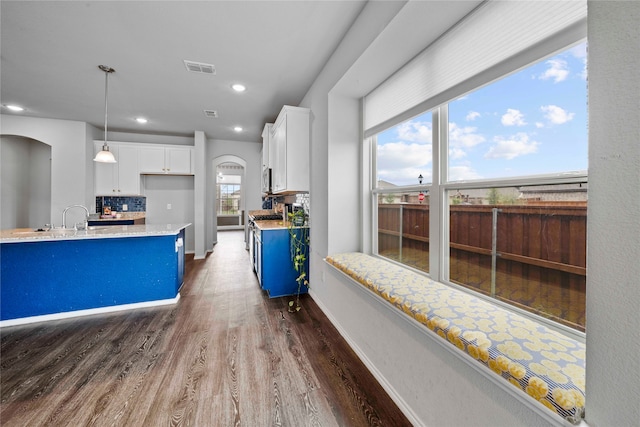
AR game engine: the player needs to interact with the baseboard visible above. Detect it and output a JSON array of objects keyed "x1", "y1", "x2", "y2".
[
  {"x1": 308, "y1": 289, "x2": 424, "y2": 427},
  {"x1": 0, "y1": 294, "x2": 181, "y2": 328}
]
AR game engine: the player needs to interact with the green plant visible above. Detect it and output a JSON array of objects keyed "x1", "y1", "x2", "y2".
[
  {"x1": 487, "y1": 188, "x2": 500, "y2": 205},
  {"x1": 487, "y1": 188, "x2": 520, "y2": 205},
  {"x1": 287, "y1": 210, "x2": 309, "y2": 312}
]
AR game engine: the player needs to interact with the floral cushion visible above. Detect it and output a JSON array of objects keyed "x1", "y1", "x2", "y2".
[{"x1": 326, "y1": 252, "x2": 585, "y2": 424}]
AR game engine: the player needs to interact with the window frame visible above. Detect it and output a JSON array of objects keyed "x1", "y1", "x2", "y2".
[
  {"x1": 369, "y1": 69, "x2": 588, "y2": 342},
  {"x1": 216, "y1": 182, "x2": 241, "y2": 216}
]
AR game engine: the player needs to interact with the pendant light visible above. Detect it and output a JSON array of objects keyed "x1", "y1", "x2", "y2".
[{"x1": 93, "y1": 65, "x2": 117, "y2": 163}]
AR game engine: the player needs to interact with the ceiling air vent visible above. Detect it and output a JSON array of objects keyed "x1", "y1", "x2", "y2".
[
  {"x1": 184, "y1": 60, "x2": 216, "y2": 75},
  {"x1": 204, "y1": 110, "x2": 218, "y2": 118}
]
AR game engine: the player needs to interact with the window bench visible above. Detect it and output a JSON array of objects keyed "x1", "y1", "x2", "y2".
[{"x1": 325, "y1": 252, "x2": 585, "y2": 425}]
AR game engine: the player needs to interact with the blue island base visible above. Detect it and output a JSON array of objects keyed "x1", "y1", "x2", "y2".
[{"x1": 1, "y1": 230, "x2": 185, "y2": 326}]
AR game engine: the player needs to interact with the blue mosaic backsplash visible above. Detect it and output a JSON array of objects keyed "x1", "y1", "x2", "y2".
[{"x1": 96, "y1": 196, "x2": 146, "y2": 213}]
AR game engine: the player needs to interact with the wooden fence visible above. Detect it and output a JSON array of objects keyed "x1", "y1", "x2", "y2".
[{"x1": 378, "y1": 203, "x2": 586, "y2": 331}]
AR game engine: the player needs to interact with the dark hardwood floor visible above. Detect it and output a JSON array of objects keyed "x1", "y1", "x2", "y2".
[{"x1": 1, "y1": 230, "x2": 411, "y2": 426}]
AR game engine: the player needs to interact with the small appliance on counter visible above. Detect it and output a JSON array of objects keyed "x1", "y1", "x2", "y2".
[{"x1": 282, "y1": 203, "x2": 293, "y2": 221}]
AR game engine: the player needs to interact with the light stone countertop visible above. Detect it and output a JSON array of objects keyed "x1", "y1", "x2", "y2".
[
  {"x1": 253, "y1": 220, "x2": 308, "y2": 230},
  {"x1": 0, "y1": 223, "x2": 191, "y2": 244},
  {"x1": 90, "y1": 212, "x2": 146, "y2": 221}
]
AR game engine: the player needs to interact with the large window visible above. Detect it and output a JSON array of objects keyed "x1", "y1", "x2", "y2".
[
  {"x1": 373, "y1": 42, "x2": 588, "y2": 332},
  {"x1": 217, "y1": 183, "x2": 241, "y2": 215}
]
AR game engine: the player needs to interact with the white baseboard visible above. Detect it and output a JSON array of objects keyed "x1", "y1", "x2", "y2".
[
  {"x1": 0, "y1": 294, "x2": 181, "y2": 328},
  {"x1": 308, "y1": 289, "x2": 424, "y2": 427}
]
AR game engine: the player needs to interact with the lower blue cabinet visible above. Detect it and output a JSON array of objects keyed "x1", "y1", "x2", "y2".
[{"x1": 258, "y1": 227, "x2": 309, "y2": 298}]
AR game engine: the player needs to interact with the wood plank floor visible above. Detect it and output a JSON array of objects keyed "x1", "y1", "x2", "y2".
[{"x1": 1, "y1": 230, "x2": 411, "y2": 426}]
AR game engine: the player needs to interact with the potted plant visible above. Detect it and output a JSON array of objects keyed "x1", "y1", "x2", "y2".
[{"x1": 287, "y1": 209, "x2": 309, "y2": 312}]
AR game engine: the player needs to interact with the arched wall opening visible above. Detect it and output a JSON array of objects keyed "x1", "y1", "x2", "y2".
[
  {"x1": 210, "y1": 155, "x2": 247, "y2": 244},
  {"x1": 1, "y1": 134, "x2": 52, "y2": 229}
]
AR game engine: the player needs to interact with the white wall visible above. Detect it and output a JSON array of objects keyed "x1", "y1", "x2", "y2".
[
  {"x1": 0, "y1": 135, "x2": 50, "y2": 228},
  {"x1": 585, "y1": 2, "x2": 640, "y2": 426},
  {"x1": 143, "y1": 175, "x2": 195, "y2": 253},
  {"x1": 1, "y1": 136, "x2": 30, "y2": 228},
  {"x1": 194, "y1": 131, "x2": 207, "y2": 258},
  {"x1": 302, "y1": 0, "x2": 407, "y2": 260},
  {"x1": 0, "y1": 115, "x2": 95, "y2": 224},
  {"x1": 301, "y1": 1, "x2": 640, "y2": 426},
  {"x1": 28, "y1": 138, "x2": 53, "y2": 227}
]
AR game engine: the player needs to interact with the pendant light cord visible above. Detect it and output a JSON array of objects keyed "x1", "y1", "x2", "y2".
[{"x1": 99, "y1": 65, "x2": 115, "y2": 147}]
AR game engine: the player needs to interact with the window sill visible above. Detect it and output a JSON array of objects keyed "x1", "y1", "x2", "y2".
[{"x1": 325, "y1": 252, "x2": 586, "y2": 426}]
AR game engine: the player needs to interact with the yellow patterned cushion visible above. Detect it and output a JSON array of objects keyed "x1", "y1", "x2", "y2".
[{"x1": 326, "y1": 252, "x2": 585, "y2": 424}]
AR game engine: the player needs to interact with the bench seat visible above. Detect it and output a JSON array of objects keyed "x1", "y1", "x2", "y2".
[{"x1": 326, "y1": 252, "x2": 585, "y2": 424}]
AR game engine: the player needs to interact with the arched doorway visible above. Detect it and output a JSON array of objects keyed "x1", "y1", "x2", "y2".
[
  {"x1": 211, "y1": 155, "x2": 247, "y2": 246},
  {"x1": 1, "y1": 135, "x2": 52, "y2": 229},
  {"x1": 216, "y1": 162, "x2": 245, "y2": 230}
]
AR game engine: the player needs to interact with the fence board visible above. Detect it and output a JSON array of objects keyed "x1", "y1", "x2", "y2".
[{"x1": 378, "y1": 203, "x2": 586, "y2": 331}]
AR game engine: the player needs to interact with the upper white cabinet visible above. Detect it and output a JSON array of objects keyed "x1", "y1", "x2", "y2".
[
  {"x1": 94, "y1": 143, "x2": 140, "y2": 195},
  {"x1": 94, "y1": 142, "x2": 194, "y2": 196},
  {"x1": 262, "y1": 123, "x2": 273, "y2": 170},
  {"x1": 270, "y1": 106, "x2": 310, "y2": 194},
  {"x1": 139, "y1": 146, "x2": 192, "y2": 174}
]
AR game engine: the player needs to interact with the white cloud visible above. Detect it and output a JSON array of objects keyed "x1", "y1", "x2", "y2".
[
  {"x1": 377, "y1": 141, "x2": 431, "y2": 187},
  {"x1": 396, "y1": 120, "x2": 432, "y2": 143},
  {"x1": 569, "y1": 43, "x2": 587, "y2": 60},
  {"x1": 541, "y1": 105, "x2": 575, "y2": 125},
  {"x1": 579, "y1": 59, "x2": 587, "y2": 81},
  {"x1": 466, "y1": 111, "x2": 481, "y2": 121},
  {"x1": 449, "y1": 165, "x2": 483, "y2": 181},
  {"x1": 449, "y1": 122, "x2": 485, "y2": 149},
  {"x1": 501, "y1": 109, "x2": 527, "y2": 126},
  {"x1": 485, "y1": 133, "x2": 539, "y2": 160},
  {"x1": 570, "y1": 43, "x2": 588, "y2": 80},
  {"x1": 378, "y1": 141, "x2": 431, "y2": 168},
  {"x1": 539, "y1": 58, "x2": 569, "y2": 83},
  {"x1": 449, "y1": 147, "x2": 467, "y2": 160},
  {"x1": 535, "y1": 122, "x2": 545, "y2": 128},
  {"x1": 375, "y1": 119, "x2": 434, "y2": 186}
]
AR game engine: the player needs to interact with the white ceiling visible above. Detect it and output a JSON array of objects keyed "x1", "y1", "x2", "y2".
[{"x1": 0, "y1": 0, "x2": 367, "y2": 142}]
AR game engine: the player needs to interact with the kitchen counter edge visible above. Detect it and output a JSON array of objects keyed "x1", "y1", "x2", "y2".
[
  {"x1": 253, "y1": 220, "x2": 309, "y2": 231},
  {"x1": 0, "y1": 223, "x2": 191, "y2": 244}
]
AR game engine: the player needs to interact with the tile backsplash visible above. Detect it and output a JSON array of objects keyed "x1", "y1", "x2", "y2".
[{"x1": 96, "y1": 196, "x2": 146, "y2": 213}]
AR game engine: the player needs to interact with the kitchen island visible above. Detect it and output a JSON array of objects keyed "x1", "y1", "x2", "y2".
[
  {"x1": 0, "y1": 223, "x2": 190, "y2": 326},
  {"x1": 250, "y1": 218, "x2": 309, "y2": 298}
]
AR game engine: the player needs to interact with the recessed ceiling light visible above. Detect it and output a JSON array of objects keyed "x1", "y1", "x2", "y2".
[
  {"x1": 231, "y1": 84, "x2": 246, "y2": 92},
  {"x1": 5, "y1": 104, "x2": 24, "y2": 112},
  {"x1": 233, "y1": 126, "x2": 243, "y2": 132},
  {"x1": 136, "y1": 117, "x2": 148, "y2": 124}
]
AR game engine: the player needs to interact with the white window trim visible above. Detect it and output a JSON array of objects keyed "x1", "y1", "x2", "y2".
[{"x1": 369, "y1": 101, "x2": 587, "y2": 341}]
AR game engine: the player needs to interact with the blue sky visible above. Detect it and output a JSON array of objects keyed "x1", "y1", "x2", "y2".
[{"x1": 376, "y1": 42, "x2": 588, "y2": 186}]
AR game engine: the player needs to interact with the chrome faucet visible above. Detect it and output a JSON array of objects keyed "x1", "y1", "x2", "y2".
[{"x1": 62, "y1": 204, "x2": 90, "y2": 230}]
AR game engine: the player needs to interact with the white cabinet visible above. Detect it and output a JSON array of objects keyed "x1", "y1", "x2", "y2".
[
  {"x1": 270, "y1": 106, "x2": 310, "y2": 194},
  {"x1": 139, "y1": 146, "x2": 192, "y2": 174},
  {"x1": 261, "y1": 123, "x2": 273, "y2": 193},
  {"x1": 94, "y1": 142, "x2": 195, "y2": 197},
  {"x1": 94, "y1": 143, "x2": 140, "y2": 195},
  {"x1": 271, "y1": 116, "x2": 287, "y2": 192},
  {"x1": 262, "y1": 123, "x2": 273, "y2": 169}
]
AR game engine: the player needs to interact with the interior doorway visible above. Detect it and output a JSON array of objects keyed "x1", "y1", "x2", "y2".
[
  {"x1": 216, "y1": 162, "x2": 244, "y2": 230},
  {"x1": 0, "y1": 135, "x2": 52, "y2": 229}
]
